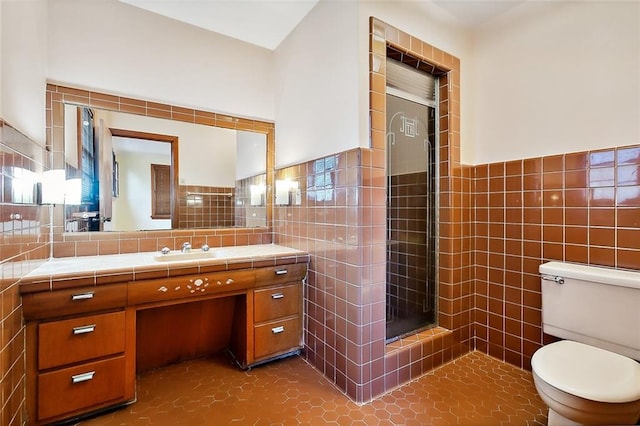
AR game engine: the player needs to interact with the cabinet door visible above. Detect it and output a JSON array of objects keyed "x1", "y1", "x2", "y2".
[
  {"x1": 22, "y1": 284, "x2": 127, "y2": 321},
  {"x1": 254, "y1": 284, "x2": 300, "y2": 323},
  {"x1": 38, "y1": 355, "x2": 126, "y2": 421},
  {"x1": 254, "y1": 317, "x2": 301, "y2": 360},
  {"x1": 255, "y1": 263, "x2": 307, "y2": 286},
  {"x1": 38, "y1": 311, "x2": 126, "y2": 370}
]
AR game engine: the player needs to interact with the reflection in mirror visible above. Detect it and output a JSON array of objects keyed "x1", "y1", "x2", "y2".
[{"x1": 63, "y1": 105, "x2": 267, "y2": 232}]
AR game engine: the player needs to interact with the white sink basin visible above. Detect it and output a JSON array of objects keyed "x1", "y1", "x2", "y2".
[{"x1": 153, "y1": 250, "x2": 219, "y2": 262}]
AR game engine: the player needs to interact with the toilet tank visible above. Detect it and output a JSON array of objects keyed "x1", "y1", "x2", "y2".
[{"x1": 539, "y1": 261, "x2": 640, "y2": 361}]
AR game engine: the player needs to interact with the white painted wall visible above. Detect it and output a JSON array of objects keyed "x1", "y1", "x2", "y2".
[
  {"x1": 470, "y1": 1, "x2": 640, "y2": 164},
  {"x1": 109, "y1": 147, "x2": 171, "y2": 231},
  {"x1": 3, "y1": 0, "x2": 636, "y2": 169},
  {"x1": 0, "y1": 0, "x2": 3, "y2": 119},
  {"x1": 0, "y1": 0, "x2": 47, "y2": 143},
  {"x1": 102, "y1": 110, "x2": 237, "y2": 187},
  {"x1": 274, "y1": 0, "x2": 360, "y2": 168},
  {"x1": 274, "y1": 0, "x2": 473, "y2": 168},
  {"x1": 236, "y1": 131, "x2": 266, "y2": 179},
  {"x1": 47, "y1": 0, "x2": 274, "y2": 121}
]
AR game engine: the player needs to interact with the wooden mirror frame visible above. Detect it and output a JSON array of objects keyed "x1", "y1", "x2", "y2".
[{"x1": 46, "y1": 83, "x2": 274, "y2": 254}]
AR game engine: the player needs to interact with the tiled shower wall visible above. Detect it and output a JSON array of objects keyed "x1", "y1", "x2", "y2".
[
  {"x1": 0, "y1": 119, "x2": 49, "y2": 426},
  {"x1": 177, "y1": 184, "x2": 235, "y2": 228},
  {"x1": 473, "y1": 144, "x2": 640, "y2": 370},
  {"x1": 376, "y1": 18, "x2": 474, "y2": 399},
  {"x1": 273, "y1": 18, "x2": 473, "y2": 403},
  {"x1": 386, "y1": 171, "x2": 433, "y2": 322}
]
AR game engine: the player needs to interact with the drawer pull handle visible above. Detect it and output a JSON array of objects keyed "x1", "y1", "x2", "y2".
[
  {"x1": 71, "y1": 292, "x2": 95, "y2": 301},
  {"x1": 71, "y1": 371, "x2": 95, "y2": 384},
  {"x1": 73, "y1": 324, "x2": 96, "y2": 335},
  {"x1": 275, "y1": 269, "x2": 288, "y2": 276},
  {"x1": 272, "y1": 326, "x2": 285, "y2": 334},
  {"x1": 271, "y1": 293, "x2": 284, "y2": 300}
]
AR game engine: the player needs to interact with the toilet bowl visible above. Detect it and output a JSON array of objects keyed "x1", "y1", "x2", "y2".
[
  {"x1": 532, "y1": 340, "x2": 640, "y2": 425},
  {"x1": 534, "y1": 261, "x2": 640, "y2": 425}
]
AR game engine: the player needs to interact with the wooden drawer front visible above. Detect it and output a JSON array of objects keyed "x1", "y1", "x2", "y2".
[
  {"x1": 255, "y1": 263, "x2": 307, "y2": 287},
  {"x1": 38, "y1": 311, "x2": 126, "y2": 370},
  {"x1": 128, "y1": 269, "x2": 256, "y2": 306},
  {"x1": 22, "y1": 284, "x2": 127, "y2": 321},
  {"x1": 38, "y1": 355, "x2": 126, "y2": 421},
  {"x1": 254, "y1": 316, "x2": 301, "y2": 360},
  {"x1": 254, "y1": 284, "x2": 300, "y2": 323}
]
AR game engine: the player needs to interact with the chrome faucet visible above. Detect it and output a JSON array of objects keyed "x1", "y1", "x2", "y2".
[{"x1": 182, "y1": 242, "x2": 192, "y2": 253}]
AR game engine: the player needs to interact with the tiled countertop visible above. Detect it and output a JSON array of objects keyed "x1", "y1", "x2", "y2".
[{"x1": 20, "y1": 244, "x2": 309, "y2": 294}]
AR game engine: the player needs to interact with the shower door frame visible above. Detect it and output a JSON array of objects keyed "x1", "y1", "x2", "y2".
[{"x1": 384, "y1": 79, "x2": 440, "y2": 343}]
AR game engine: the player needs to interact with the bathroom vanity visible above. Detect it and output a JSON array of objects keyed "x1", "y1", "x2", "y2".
[{"x1": 20, "y1": 244, "x2": 308, "y2": 425}]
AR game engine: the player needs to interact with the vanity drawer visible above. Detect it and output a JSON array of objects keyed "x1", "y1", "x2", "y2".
[
  {"x1": 255, "y1": 263, "x2": 307, "y2": 286},
  {"x1": 37, "y1": 355, "x2": 126, "y2": 421},
  {"x1": 22, "y1": 284, "x2": 127, "y2": 321},
  {"x1": 38, "y1": 311, "x2": 126, "y2": 370},
  {"x1": 128, "y1": 269, "x2": 256, "y2": 306},
  {"x1": 254, "y1": 284, "x2": 300, "y2": 323},
  {"x1": 254, "y1": 316, "x2": 301, "y2": 360}
]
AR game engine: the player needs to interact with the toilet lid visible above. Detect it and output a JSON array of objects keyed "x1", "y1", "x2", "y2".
[{"x1": 532, "y1": 340, "x2": 640, "y2": 403}]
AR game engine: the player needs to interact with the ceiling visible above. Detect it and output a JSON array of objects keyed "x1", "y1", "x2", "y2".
[
  {"x1": 119, "y1": 0, "x2": 529, "y2": 50},
  {"x1": 119, "y1": 0, "x2": 321, "y2": 50}
]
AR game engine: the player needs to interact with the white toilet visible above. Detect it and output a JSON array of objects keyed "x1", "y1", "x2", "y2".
[{"x1": 532, "y1": 261, "x2": 640, "y2": 425}]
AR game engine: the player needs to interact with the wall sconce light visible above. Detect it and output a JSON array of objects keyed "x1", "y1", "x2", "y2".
[
  {"x1": 64, "y1": 178, "x2": 82, "y2": 205},
  {"x1": 250, "y1": 184, "x2": 266, "y2": 206},
  {"x1": 11, "y1": 167, "x2": 37, "y2": 204},
  {"x1": 40, "y1": 169, "x2": 66, "y2": 205},
  {"x1": 275, "y1": 179, "x2": 301, "y2": 206},
  {"x1": 39, "y1": 170, "x2": 83, "y2": 205}
]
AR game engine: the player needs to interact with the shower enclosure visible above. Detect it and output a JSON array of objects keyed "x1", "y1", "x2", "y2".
[{"x1": 385, "y1": 59, "x2": 438, "y2": 342}]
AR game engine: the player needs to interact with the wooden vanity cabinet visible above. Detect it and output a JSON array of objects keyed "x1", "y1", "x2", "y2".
[
  {"x1": 242, "y1": 263, "x2": 306, "y2": 367},
  {"x1": 253, "y1": 283, "x2": 302, "y2": 360},
  {"x1": 22, "y1": 261, "x2": 307, "y2": 424},
  {"x1": 23, "y1": 284, "x2": 135, "y2": 425}
]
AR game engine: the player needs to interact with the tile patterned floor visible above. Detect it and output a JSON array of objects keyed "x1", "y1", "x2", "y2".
[{"x1": 81, "y1": 351, "x2": 547, "y2": 425}]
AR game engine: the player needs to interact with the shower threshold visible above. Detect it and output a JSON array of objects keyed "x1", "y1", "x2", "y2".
[{"x1": 385, "y1": 319, "x2": 437, "y2": 345}]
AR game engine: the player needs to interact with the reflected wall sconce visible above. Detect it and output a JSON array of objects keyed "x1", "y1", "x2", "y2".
[
  {"x1": 275, "y1": 179, "x2": 301, "y2": 206},
  {"x1": 250, "y1": 184, "x2": 266, "y2": 206},
  {"x1": 64, "y1": 178, "x2": 82, "y2": 205},
  {"x1": 39, "y1": 170, "x2": 82, "y2": 205},
  {"x1": 40, "y1": 169, "x2": 66, "y2": 205},
  {"x1": 10, "y1": 167, "x2": 37, "y2": 204}
]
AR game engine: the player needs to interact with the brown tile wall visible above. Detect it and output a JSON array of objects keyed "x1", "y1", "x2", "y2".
[
  {"x1": 0, "y1": 119, "x2": 50, "y2": 426},
  {"x1": 177, "y1": 185, "x2": 235, "y2": 228},
  {"x1": 473, "y1": 144, "x2": 640, "y2": 370},
  {"x1": 52, "y1": 227, "x2": 271, "y2": 258},
  {"x1": 45, "y1": 84, "x2": 274, "y2": 257},
  {"x1": 234, "y1": 174, "x2": 267, "y2": 228}
]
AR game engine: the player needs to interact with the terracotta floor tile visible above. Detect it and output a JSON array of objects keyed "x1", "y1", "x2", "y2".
[{"x1": 81, "y1": 351, "x2": 547, "y2": 425}]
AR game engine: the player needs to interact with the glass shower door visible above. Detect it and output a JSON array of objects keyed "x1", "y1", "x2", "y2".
[{"x1": 385, "y1": 93, "x2": 437, "y2": 342}]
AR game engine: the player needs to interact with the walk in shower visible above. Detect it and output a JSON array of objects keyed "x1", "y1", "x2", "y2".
[{"x1": 385, "y1": 58, "x2": 438, "y2": 342}]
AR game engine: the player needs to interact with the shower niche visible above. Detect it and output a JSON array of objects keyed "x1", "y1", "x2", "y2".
[{"x1": 385, "y1": 58, "x2": 438, "y2": 343}]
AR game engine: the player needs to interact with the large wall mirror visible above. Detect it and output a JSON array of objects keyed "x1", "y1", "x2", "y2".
[{"x1": 47, "y1": 84, "x2": 274, "y2": 237}]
